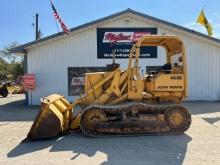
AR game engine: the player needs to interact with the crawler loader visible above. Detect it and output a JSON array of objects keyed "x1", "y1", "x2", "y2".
[{"x1": 27, "y1": 35, "x2": 191, "y2": 140}]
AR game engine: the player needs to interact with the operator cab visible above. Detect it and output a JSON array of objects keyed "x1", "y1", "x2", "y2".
[
  {"x1": 145, "y1": 53, "x2": 184, "y2": 80},
  {"x1": 128, "y1": 35, "x2": 188, "y2": 101}
]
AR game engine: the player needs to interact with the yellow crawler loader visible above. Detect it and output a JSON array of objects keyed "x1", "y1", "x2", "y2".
[{"x1": 27, "y1": 35, "x2": 191, "y2": 140}]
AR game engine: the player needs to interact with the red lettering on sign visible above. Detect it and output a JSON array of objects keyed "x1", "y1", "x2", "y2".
[
  {"x1": 132, "y1": 32, "x2": 150, "y2": 42},
  {"x1": 104, "y1": 32, "x2": 132, "y2": 43},
  {"x1": 103, "y1": 32, "x2": 151, "y2": 43}
]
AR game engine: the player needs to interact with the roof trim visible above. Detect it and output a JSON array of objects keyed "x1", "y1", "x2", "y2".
[{"x1": 11, "y1": 8, "x2": 220, "y2": 53}]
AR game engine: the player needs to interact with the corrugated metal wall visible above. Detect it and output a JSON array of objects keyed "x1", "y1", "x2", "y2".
[{"x1": 27, "y1": 14, "x2": 220, "y2": 105}]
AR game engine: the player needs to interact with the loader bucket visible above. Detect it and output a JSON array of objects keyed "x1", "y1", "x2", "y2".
[{"x1": 27, "y1": 94, "x2": 72, "y2": 140}]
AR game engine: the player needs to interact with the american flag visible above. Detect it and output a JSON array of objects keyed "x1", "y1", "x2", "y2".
[{"x1": 50, "y1": 0, "x2": 70, "y2": 34}]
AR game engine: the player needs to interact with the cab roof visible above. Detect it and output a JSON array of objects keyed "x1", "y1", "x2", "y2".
[{"x1": 136, "y1": 35, "x2": 183, "y2": 55}]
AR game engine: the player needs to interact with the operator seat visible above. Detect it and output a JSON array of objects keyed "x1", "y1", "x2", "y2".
[{"x1": 162, "y1": 63, "x2": 172, "y2": 74}]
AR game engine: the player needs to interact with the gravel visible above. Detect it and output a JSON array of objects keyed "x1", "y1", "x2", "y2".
[{"x1": 0, "y1": 94, "x2": 220, "y2": 165}]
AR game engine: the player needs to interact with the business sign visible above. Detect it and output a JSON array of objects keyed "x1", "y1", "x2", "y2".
[
  {"x1": 97, "y1": 28, "x2": 157, "y2": 59},
  {"x1": 68, "y1": 67, "x2": 106, "y2": 95},
  {"x1": 23, "y1": 74, "x2": 36, "y2": 90}
]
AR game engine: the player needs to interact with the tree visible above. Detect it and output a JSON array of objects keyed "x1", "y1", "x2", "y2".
[
  {"x1": 0, "y1": 42, "x2": 22, "y2": 64},
  {"x1": 0, "y1": 57, "x2": 7, "y2": 80},
  {"x1": 7, "y1": 63, "x2": 24, "y2": 80},
  {"x1": 38, "y1": 29, "x2": 43, "y2": 39},
  {"x1": 0, "y1": 42, "x2": 24, "y2": 81}
]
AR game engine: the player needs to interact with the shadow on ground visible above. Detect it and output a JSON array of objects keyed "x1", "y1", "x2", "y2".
[
  {"x1": 0, "y1": 97, "x2": 39, "y2": 122},
  {"x1": 202, "y1": 117, "x2": 220, "y2": 125},
  {"x1": 8, "y1": 132, "x2": 191, "y2": 165},
  {"x1": 3, "y1": 97, "x2": 218, "y2": 164},
  {"x1": 183, "y1": 101, "x2": 220, "y2": 115}
]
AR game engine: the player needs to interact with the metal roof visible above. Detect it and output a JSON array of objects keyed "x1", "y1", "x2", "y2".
[{"x1": 11, "y1": 8, "x2": 220, "y2": 53}]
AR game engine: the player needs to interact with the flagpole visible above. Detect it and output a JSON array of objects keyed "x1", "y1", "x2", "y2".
[
  {"x1": 50, "y1": 0, "x2": 60, "y2": 33},
  {"x1": 202, "y1": 4, "x2": 206, "y2": 11},
  {"x1": 192, "y1": 20, "x2": 198, "y2": 31},
  {"x1": 50, "y1": 0, "x2": 70, "y2": 34},
  {"x1": 54, "y1": 18, "x2": 60, "y2": 33},
  {"x1": 193, "y1": 4, "x2": 206, "y2": 31}
]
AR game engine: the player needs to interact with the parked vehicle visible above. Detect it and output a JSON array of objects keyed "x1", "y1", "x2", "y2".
[{"x1": 0, "y1": 83, "x2": 8, "y2": 97}]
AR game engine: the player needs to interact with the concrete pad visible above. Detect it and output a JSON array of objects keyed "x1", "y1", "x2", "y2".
[{"x1": 0, "y1": 95, "x2": 220, "y2": 165}]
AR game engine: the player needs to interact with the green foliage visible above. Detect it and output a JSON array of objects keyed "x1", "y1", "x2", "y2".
[
  {"x1": 0, "y1": 57, "x2": 7, "y2": 80},
  {"x1": 9, "y1": 63, "x2": 24, "y2": 80},
  {"x1": 0, "y1": 42, "x2": 24, "y2": 81},
  {"x1": 0, "y1": 42, "x2": 23, "y2": 64}
]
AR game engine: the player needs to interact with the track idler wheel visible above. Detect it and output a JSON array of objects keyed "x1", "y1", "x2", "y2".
[
  {"x1": 165, "y1": 107, "x2": 191, "y2": 133},
  {"x1": 80, "y1": 108, "x2": 107, "y2": 137}
]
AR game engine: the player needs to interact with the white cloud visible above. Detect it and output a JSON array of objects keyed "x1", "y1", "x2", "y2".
[
  {"x1": 214, "y1": 33, "x2": 220, "y2": 38},
  {"x1": 183, "y1": 22, "x2": 208, "y2": 34},
  {"x1": 182, "y1": 11, "x2": 220, "y2": 39},
  {"x1": 183, "y1": 20, "x2": 220, "y2": 39},
  {"x1": 184, "y1": 21, "x2": 195, "y2": 28}
]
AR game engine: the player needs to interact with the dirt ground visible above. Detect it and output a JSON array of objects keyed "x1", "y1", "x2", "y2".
[{"x1": 0, "y1": 94, "x2": 220, "y2": 165}]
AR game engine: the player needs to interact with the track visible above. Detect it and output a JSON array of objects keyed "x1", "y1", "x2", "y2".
[{"x1": 80, "y1": 102, "x2": 191, "y2": 137}]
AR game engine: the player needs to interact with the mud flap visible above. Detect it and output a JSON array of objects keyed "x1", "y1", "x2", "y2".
[{"x1": 27, "y1": 94, "x2": 72, "y2": 140}]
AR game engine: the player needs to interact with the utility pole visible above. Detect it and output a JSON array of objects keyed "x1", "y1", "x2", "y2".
[{"x1": 35, "y1": 13, "x2": 39, "y2": 40}]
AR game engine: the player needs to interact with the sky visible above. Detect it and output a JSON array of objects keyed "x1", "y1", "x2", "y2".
[{"x1": 0, "y1": 0, "x2": 220, "y2": 49}]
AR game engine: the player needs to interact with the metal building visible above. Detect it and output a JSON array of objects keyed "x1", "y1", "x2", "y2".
[{"x1": 12, "y1": 9, "x2": 220, "y2": 105}]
